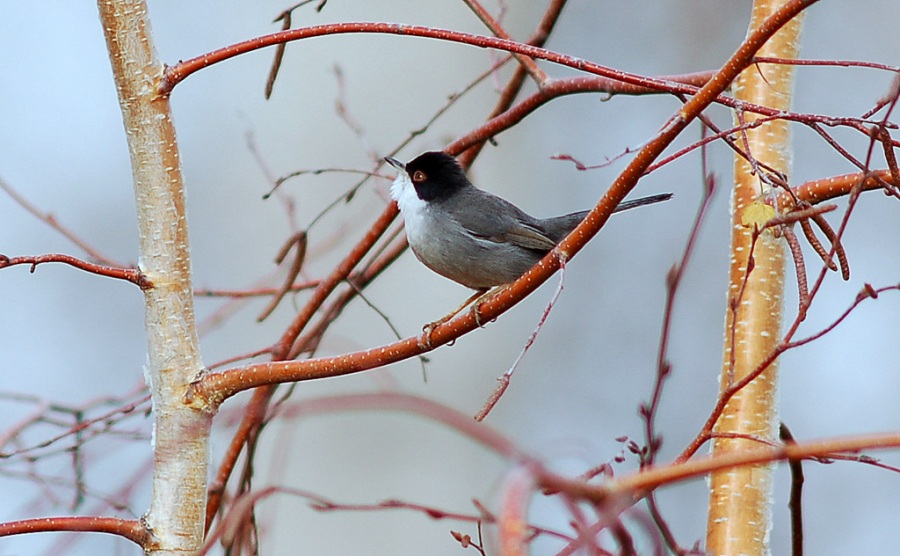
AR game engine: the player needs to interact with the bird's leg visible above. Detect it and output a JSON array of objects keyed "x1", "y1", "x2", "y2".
[
  {"x1": 418, "y1": 288, "x2": 489, "y2": 349},
  {"x1": 469, "y1": 287, "x2": 504, "y2": 328}
]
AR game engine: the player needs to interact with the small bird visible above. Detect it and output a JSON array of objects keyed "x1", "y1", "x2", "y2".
[{"x1": 385, "y1": 151, "x2": 670, "y2": 291}]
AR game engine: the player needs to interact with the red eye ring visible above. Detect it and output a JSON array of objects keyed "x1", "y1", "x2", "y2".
[{"x1": 412, "y1": 170, "x2": 426, "y2": 182}]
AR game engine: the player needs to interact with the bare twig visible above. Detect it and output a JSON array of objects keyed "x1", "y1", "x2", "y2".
[
  {"x1": 256, "y1": 231, "x2": 308, "y2": 321},
  {"x1": 780, "y1": 423, "x2": 804, "y2": 556},
  {"x1": 0, "y1": 176, "x2": 122, "y2": 267},
  {"x1": 0, "y1": 254, "x2": 151, "y2": 289},
  {"x1": 474, "y1": 255, "x2": 566, "y2": 422}
]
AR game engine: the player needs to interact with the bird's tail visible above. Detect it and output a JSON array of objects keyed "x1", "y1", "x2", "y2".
[
  {"x1": 540, "y1": 192, "x2": 672, "y2": 242},
  {"x1": 613, "y1": 192, "x2": 673, "y2": 213}
]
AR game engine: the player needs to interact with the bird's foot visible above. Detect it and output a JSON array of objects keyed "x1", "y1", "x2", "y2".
[
  {"x1": 418, "y1": 289, "x2": 492, "y2": 348},
  {"x1": 470, "y1": 286, "x2": 506, "y2": 327}
]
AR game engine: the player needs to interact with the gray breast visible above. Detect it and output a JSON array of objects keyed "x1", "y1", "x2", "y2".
[{"x1": 407, "y1": 204, "x2": 549, "y2": 290}]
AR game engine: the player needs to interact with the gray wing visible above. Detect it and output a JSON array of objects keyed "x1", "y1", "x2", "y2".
[
  {"x1": 440, "y1": 190, "x2": 559, "y2": 252},
  {"x1": 439, "y1": 190, "x2": 670, "y2": 251}
]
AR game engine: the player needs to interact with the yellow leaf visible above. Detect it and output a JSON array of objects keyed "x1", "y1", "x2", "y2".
[{"x1": 741, "y1": 202, "x2": 776, "y2": 229}]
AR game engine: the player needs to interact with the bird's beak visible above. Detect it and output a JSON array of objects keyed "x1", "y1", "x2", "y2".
[{"x1": 384, "y1": 157, "x2": 405, "y2": 172}]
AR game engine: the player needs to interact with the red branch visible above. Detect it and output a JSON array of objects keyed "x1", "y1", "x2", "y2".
[
  {"x1": 784, "y1": 169, "x2": 896, "y2": 207},
  {"x1": 188, "y1": 0, "x2": 826, "y2": 408},
  {"x1": 162, "y1": 23, "x2": 690, "y2": 94},
  {"x1": 224, "y1": 393, "x2": 900, "y2": 511},
  {"x1": 204, "y1": 3, "x2": 572, "y2": 531},
  {"x1": 160, "y1": 20, "x2": 896, "y2": 154},
  {"x1": 0, "y1": 254, "x2": 152, "y2": 289},
  {"x1": 0, "y1": 516, "x2": 150, "y2": 547}
]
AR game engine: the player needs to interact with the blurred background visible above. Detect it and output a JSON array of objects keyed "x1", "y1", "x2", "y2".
[{"x1": 1, "y1": 1, "x2": 899, "y2": 554}]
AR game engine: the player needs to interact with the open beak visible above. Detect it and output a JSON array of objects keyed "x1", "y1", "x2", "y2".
[{"x1": 384, "y1": 157, "x2": 405, "y2": 172}]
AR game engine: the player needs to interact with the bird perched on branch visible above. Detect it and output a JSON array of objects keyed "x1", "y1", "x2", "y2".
[{"x1": 385, "y1": 151, "x2": 670, "y2": 292}]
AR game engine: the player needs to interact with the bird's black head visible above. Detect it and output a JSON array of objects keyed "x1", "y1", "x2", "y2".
[{"x1": 402, "y1": 151, "x2": 471, "y2": 202}]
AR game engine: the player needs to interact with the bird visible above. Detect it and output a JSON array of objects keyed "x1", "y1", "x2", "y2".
[{"x1": 385, "y1": 151, "x2": 670, "y2": 292}]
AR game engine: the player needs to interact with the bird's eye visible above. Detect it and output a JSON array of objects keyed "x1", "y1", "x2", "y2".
[{"x1": 412, "y1": 170, "x2": 426, "y2": 182}]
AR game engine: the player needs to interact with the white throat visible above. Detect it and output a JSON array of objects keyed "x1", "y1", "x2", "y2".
[{"x1": 391, "y1": 170, "x2": 429, "y2": 239}]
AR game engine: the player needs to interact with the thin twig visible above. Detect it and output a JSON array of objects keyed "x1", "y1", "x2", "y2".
[
  {"x1": 0, "y1": 176, "x2": 122, "y2": 267},
  {"x1": 780, "y1": 423, "x2": 804, "y2": 556},
  {"x1": 474, "y1": 253, "x2": 567, "y2": 422},
  {"x1": 0, "y1": 254, "x2": 151, "y2": 289}
]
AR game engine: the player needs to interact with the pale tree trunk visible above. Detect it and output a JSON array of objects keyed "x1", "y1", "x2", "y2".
[
  {"x1": 706, "y1": 0, "x2": 804, "y2": 554},
  {"x1": 98, "y1": 1, "x2": 210, "y2": 553}
]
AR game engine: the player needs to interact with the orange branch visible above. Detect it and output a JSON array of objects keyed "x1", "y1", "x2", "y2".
[
  {"x1": 0, "y1": 517, "x2": 151, "y2": 548},
  {"x1": 188, "y1": 0, "x2": 822, "y2": 409}
]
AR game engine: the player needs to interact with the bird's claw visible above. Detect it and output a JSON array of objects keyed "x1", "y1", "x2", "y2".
[
  {"x1": 472, "y1": 303, "x2": 486, "y2": 328},
  {"x1": 418, "y1": 322, "x2": 437, "y2": 350}
]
